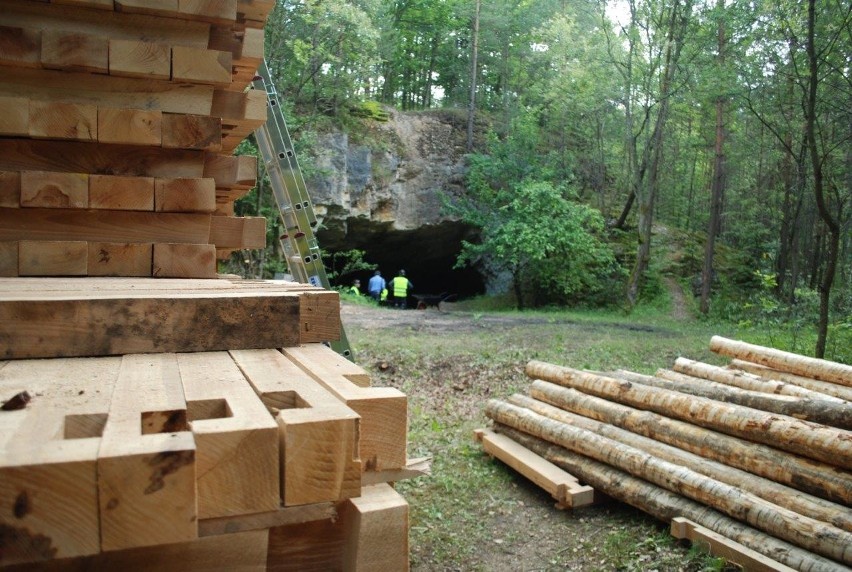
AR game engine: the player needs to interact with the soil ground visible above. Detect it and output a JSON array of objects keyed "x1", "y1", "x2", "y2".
[{"x1": 341, "y1": 301, "x2": 732, "y2": 572}]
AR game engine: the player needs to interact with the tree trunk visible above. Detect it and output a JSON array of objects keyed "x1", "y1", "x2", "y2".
[
  {"x1": 466, "y1": 0, "x2": 481, "y2": 152},
  {"x1": 636, "y1": 369, "x2": 852, "y2": 429},
  {"x1": 699, "y1": 0, "x2": 727, "y2": 315},
  {"x1": 507, "y1": 393, "x2": 852, "y2": 532},
  {"x1": 805, "y1": 0, "x2": 841, "y2": 359},
  {"x1": 709, "y1": 336, "x2": 852, "y2": 387},
  {"x1": 729, "y1": 360, "x2": 852, "y2": 402},
  {"x1": 671, "y1": 358, "x2": 847, "y2": 403},
  {"x1": 485, "y1": 400, "x2": 852, "y2": 564},
  {"x1": 626, "y1": 0, "x2": 691, "y2": 307},
  {"x1": 493, "y1": 425, "x2": 849, "y2": 572},
  {"x1": 523, "y1": 378, "x2": 852, "y2": 503},
  {"x1": 525, "y1": 361, "x2": 852, "y2": 469}
]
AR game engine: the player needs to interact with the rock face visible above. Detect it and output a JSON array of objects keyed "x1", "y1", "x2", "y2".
[{"x1": 305, "y1": 109, "x2": 484, "y2": 297}]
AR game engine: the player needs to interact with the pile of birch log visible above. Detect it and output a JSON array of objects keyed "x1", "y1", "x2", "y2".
[{"x1": 483, "y1": 336, "x2": 852, "y2": 572}]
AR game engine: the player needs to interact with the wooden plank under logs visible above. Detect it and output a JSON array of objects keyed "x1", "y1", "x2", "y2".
[
  {"x1": 485, "y1": 399, "x2": 852, "y2": 565},
  {"x1": 0, "y1": 277, "x2": 340, "y2": 359},
  {"x1": 491, "y1": 426, "x2": 847, "y2": 572}
]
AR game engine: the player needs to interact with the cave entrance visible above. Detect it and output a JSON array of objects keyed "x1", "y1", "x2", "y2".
[{"x1": 317, "y1": 219, "x2": 485, "y2": 299}]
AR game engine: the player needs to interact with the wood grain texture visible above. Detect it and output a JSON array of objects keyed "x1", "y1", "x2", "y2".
[
  {"x1": 0, "y1": 25, "x2": 41, "y2": 68},
  {"x1": 155, "y1": 177, "x2": 216, "y2": 213},
  {"x1": 18, "y1": 240, "x2": 88, "y2": 276},
  {"x1": 0, "y1": 139, "x2": 205, "y2": 180},
  {"x1": 0, "y1": 96, "x2": 29, "y2": 136},
  {"x1": 179, "y1": 0, "x2": 238, "y2": 22},
  {"x1": 98, "y1": 108, "x2": 162, "y2": 146},
  {"x1": 0, "y1": 356, "x2": 121, "y2": 565},
  {"x1": 98, "y1": 353, "x2": 197, "y2": 551},
  {"x1": 0, "y1": 207, "x2": 210, "y2": 245},
  {"x1": 40, "y1": 30, "x2": 108, "y2": 73},
  {"x1": 162, "y1": 113, "x2": 221, "y2": 151},
  {"x1": 89, "y1": 174, "x2": 155, "y2": 211},
  {"x1": 21, "y1": 171, "x2": 89, "y2": 209},
  {"x1": 172, "y1": 46, "x2": 232, "y2": 85},
  {"x1": 179, "y1": 352, "x2": 279, "y2": 518},
  {"x1": 284, "y1": 345, "x2": 408, "y2": 471},
  {"x1": 153, "y1": 243, "x2": 217, "y2": 278},
  {"x1": 0, "y1": 242, "x2": 17, "y2": 277},
  {"x1": 0, "y1": 172, "x2": 21, "y2": 208},
  {"x1": 209, "y1": 215, "x2": 266, "y2": 249},
  {"x1": 109, "y1": 39, "x2": 170, "y2": 79},
  {"x1": 0, "y1": 278, "x2": 317, "y2": 358},
  {"x1": 203, "y1": 153, "x2": 257, "y2": 189},
  {"x1": 28, "y1": 101, "x2": 97, "y2": 142},
  {"x1": 341, "y1": 484, "x2": 410, "y2": 572},
  {"x1": 87, "y1": 242, "x2": 153, "y2": 277},
  {"x1": 229, "y1": 349, "x2": 362, "y2": 506}
]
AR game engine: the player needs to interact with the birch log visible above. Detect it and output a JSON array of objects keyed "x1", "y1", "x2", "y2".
[
  {"x1": 710, "y1": 336, "x2": 852, "y2": 387},
  {"x1": 485, "y1": 400, "x2": 852, "y2": 565},
  {"x1": 730, "y1": 360, "x2": 852, "y2": 402},
  {"x1": 508, "y1": 393, "x2": 852, "y2": 533},
  {"x1": 492, "y1": 424, "x2": 850, "y2": 572},
  {"x1": 646, "y1": 369, "x2": 852, "y2": 429},
  {"x1": 673, "y1": 358, "x2": 848, "y2": 403},
  {"x1": 527, "y1": 379, "x2": 852, "y2": 504},
  {"x1": 526, "y1": 361, "x2": 852, "y2": 470}
]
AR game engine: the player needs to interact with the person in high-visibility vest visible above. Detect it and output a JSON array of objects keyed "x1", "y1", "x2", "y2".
[
  {"x1": 390, "y1": 270, "x2": 413, "y2": 308},
  {"x1": 348, "y1": 279, "x2": 362, "y2": 296}
]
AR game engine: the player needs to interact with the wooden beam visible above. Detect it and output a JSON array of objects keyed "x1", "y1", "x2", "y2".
[
  {"x1": 360, "y1": 456, "x2": 431, "y2": 486},
  {"x1": 199, "y1": 503, "x2": 336, "y2": 537},
  {"x1": 153, "y1": 243, "x2": 217, "y2": 278},
  {"x1": 98, "y1": 107, "x2": 162, "y2": 146},
  {"x1": 172, "y1": 45, "x2": 232, "y2": 86},
  {"x1": 203, "y1": 153, "x2": 257, "y2": 189},
  {"x1": 0, "y1": 172, "x2": 20, "y2": 208},
  {"x1": 40, "y1": 30, "x2": 108, "y2": 73},
  {"x1": 229, "y1": 348, "x2": 362, "y2": 506},
  {"x1": 341, "y1": 484, "x2": 410, "y2": 572},
  {"x1": 0, "y1": 242, "x2": 17, "y2": 277},
  {"x1": 28, "y1": 100, "x2": 97, "y2": 141},
  {"x1": 671, "y1": 518, "x2": 798, "y2": 572},
  {"x1": 0, "y1": 278, "x2": 328, "y2": 359},
  {"x1": 88, "y1": 242, "x2": 153, "y2": 277},
  {"x1": 0, "y1": 356, "x2": 120, "y2": 565},
  {"x1": 0, "y1": 67, "x2": 214, "y2": 116},
  {"x1": 179, "y1": 352, "x2": 279, "y2": 519},
  {"x1": 0, "y1": 208, "x2": 211, "y2": 245},
  {"x1": 89, "y1": 174, "x2": 155, "y2": 211},
  {"x1": 474, "y1": 428, "x2": 594, "y2": 509},
  {"x1": 163, "y1": 113, "x2": 222, "y2": 151},
  {"x1": 209, "y1": 215, "x2": 266, "y2": 249},
  {"x1": 0, "y1": 139, "x2": 205, "y2": 180},
  {"x1": 155, "y1": 177, "x2": 216, "y2": 213},
  {"x1": 18, "y1": 240, "x2": 88, "y2": 276},
  {"x1": 284, "y1": 345, "x2": 408, "y2": 471},
  {"x1": 0, "y1": 25, "x2": 41, "y2": 68},
  {"x1": 98, "y1": 353, "x2": 197, "y2": 551},
  {"x1": 109, "y1": 39, "x2": 171, "y2": 79},
  {"x1": 21, "y1": 171, "x2": 89, "y2": 209},
  {"x1": 0, "y1": 95, "x2": 29, "y2": 136}
]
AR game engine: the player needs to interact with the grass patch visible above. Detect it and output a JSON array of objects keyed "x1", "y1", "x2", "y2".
[{"x1": 346, "y1": 300, "x2": 751, "y2": 570}]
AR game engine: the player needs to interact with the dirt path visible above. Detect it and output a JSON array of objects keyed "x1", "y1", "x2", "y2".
[{"x1": 664, "y1": 277, "x2": 692, "y2": 321}]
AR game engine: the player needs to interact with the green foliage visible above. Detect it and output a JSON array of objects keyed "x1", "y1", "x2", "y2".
[
  {"x1": 348, "y1": 100, "x2": 390, "y2": 121},
  {"x1": 324, "y1": 249, "x2": 376, "y2": 284}
]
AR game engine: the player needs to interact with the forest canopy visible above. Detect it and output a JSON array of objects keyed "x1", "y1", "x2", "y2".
[{"x1": 255, "y1": 0, "x2": 851, "y2": 360}]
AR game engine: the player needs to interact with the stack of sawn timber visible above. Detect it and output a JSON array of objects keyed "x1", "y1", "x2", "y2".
[
  {"x1": 479, "y1": 336, "x2": 852, "y2": 572},
  {"x1": 0, "y1": 0, "x2": 272, "y2": 278},
  {"x1": 0, "y1": 1, "x2": 416, "y2": 570}
]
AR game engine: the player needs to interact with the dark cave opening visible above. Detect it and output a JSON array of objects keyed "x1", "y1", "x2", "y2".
[{"x1": 317, "y1": 218, "x2": 485, "y2": 300}]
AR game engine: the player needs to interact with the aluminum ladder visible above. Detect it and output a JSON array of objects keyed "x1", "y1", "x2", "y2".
[{"x1": 252, "y1": 60, "x2": 353, "y2": 359}]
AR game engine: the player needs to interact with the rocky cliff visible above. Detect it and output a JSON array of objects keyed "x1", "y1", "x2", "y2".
[{"x1": 305, "y1": 109, "x2": 484, "y2": 297}]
